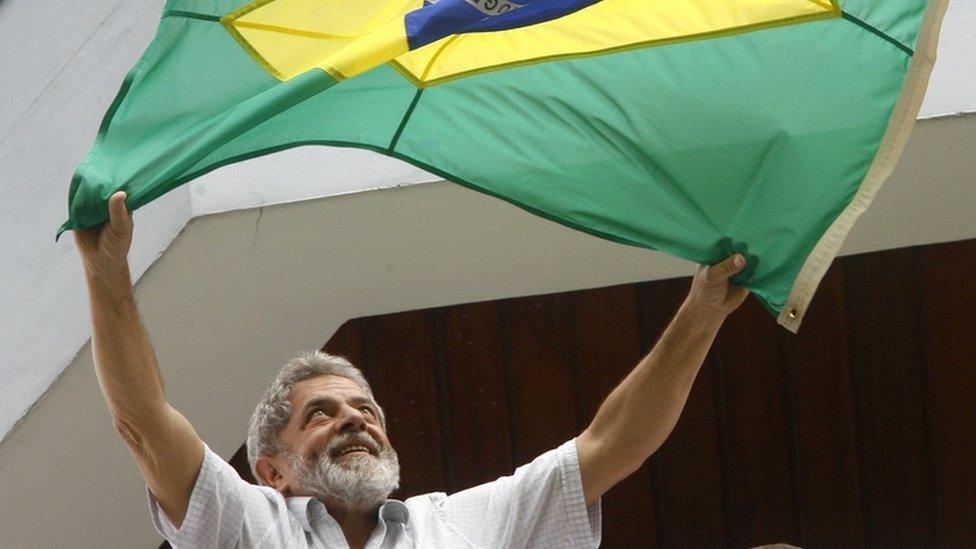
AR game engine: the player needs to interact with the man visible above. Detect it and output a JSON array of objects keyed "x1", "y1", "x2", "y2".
[{"x1": 77, "y1": 192, "x2": 748, "y2": 548}]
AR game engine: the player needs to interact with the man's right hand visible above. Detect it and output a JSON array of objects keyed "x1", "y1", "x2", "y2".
[
  {"x1": 75, "y1": 189, "x2": 205, "y2": 528},
  {"x1": 74, "y1": 191, "x2": 133, "y2": 280}
]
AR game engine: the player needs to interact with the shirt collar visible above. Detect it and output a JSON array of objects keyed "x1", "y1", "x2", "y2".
[
  {"x1": 285, "y1": 496, "x2": 320, "y2": 533},
  {"x1": 285, "y1": 496, "x2": 411, "y2": 532},
  {"x1": 378, "y1": 499, "x2": 410, "y2": 525}
]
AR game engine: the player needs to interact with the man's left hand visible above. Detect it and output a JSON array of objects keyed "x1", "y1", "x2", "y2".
[{"x1": 683, "y1": 254, "x2": 749, "y2": 319}]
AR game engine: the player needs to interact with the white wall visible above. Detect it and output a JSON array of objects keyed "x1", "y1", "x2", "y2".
[
  {"x1": 918, "y1": 0, "x2": 976, "y2": 118},
  {"x1": 188, "y1": 147, "x2": 438, "y2": 216},
  {"x1": 0, "y1": 0, "x2": 193, "y2": 439}
]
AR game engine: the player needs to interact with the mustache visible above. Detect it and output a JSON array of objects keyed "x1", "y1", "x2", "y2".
[{"x1": 318, "y1": 431, "x2": 383, "y2": 460}]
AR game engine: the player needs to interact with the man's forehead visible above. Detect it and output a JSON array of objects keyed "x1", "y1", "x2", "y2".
[{"x1": 289, "y1": 374, "x2": 369, "y2": 406}]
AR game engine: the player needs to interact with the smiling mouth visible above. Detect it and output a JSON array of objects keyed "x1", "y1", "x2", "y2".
[{"x1": 334, "y1": 444, "x2": 375, "y2": 458}]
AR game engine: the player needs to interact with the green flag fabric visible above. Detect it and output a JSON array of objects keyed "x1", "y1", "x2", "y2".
[{"x1": 61, "y1": 0, "x2": 949, "y2": 331}]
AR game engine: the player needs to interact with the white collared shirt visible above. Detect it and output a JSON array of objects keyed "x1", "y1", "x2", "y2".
[{"x1": 149, "y1": 439, "x2": 602, "y2": 548}]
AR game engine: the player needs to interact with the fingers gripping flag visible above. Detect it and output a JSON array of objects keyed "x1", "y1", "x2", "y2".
[{"x1": 62, "y1": 0, "x2": 949, "y2": 330}]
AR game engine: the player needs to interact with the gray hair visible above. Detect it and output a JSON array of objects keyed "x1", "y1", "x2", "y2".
[{"x1": 246, "y1": 351, "x2": 386, "y2": 482}]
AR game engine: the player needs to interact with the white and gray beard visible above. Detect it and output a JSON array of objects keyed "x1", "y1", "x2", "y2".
[{"x1": 289, "y1": 432, "x2": 400, "y2": 512}]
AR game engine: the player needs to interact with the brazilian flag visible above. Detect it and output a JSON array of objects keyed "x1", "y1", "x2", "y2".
[{"x1": 61, "y1": 0, "x2": 948, "y2": 330}]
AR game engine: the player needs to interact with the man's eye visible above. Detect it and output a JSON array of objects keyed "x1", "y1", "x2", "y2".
[
  {"x1": 359, "y1": 406, "x2": 374, "y2": 415},
  {"x1": 312, "y1": 409, "x2": 328, "y2": 418}
]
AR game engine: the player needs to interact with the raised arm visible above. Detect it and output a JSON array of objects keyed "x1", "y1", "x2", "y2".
[
  {"x1": 576, "y1": 254, "x2": 748, "y2": 506},
  {"x1": 75, "y1": 192, "x2": 203, "y2": 527}
]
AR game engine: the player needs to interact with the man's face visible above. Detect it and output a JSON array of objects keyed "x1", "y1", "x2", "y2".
[{"x1": 271, "y1": 375, "x2": 399, "y2": 509}]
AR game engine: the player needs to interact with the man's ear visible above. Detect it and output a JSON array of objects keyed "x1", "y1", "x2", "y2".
[{"x1": 254, "y1": 456, "x2": 288, "y2": 492}]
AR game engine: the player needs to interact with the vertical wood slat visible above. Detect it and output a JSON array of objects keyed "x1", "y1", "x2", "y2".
[
  {"x1": 712, "y1": 343, "x2": 735, "y2": 549},
  {"x1": 781, "y1": 264, "x2": 865, "y2": 547},
  {"x1": 844, "y1": 248, "x2": 939, "y2": 547},
  {"x1": 433, "y1": 302, "x2": 514, "y2": 492},
  {"x1": 917, "y1": 239, "x2": 976, "y2": 548},
  {"x1": 360, "y1": 311, "x2": 446, "y2": 498},
  {"x1": 497, "y1": 301, "x2": 523, "y2": 467},
  {"x1": 635, "y1": 283, "x2": 670, "y2": 549},
  {"x1": 502, "y1": 292, "x2": 582, "y2": 463},
  {"x1": 322, "y1": 318, "x2": 368, "y2": 367},
  {"x1": 227, "y1": 444, "x2": 258, "y2": 485},
  {"x1": 641, "y1": 278, "x2": 730, "y2": 549},
  {"x1": 575, "y1": 284, "x2": 660, "y2": 549},
  {"x1": 427, "y1": 310, "x2": 457, "y2": 493},
  {"x1": 717, "y1": 296, "x2": 799, "y2": 547}
]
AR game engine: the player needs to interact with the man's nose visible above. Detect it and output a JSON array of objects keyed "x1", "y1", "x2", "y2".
[{"x1": 337, "y1": 404, "x2": 368, "y2": 433}]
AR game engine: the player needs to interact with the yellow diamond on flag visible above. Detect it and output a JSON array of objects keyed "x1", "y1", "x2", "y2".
[{"x1": 223, "y1": 0, "x2": 840, "y2": 86}]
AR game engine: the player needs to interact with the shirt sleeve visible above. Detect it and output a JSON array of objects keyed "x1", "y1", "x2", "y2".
[
  {"x1": 437, "y1": 438, "x2": 602, "y2": 548},
  {"x1": 146, "y1": 444, "x2": 303, "y2": 548}
]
